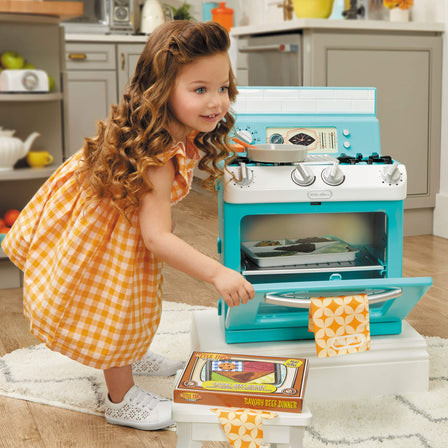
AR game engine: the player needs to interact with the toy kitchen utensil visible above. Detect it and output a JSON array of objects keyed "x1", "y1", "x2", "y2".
[
  {"x1": 0, "y1": 128, "x2": 40, "y2": 170},
  {"x1": 245, "y1": 143, "x2": 308, "y2": 163},
  {"x1": 26, "y1": 150, "x2": 54, "y2": 168}
]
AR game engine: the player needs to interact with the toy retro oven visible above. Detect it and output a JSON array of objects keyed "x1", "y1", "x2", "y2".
[{"x1": 217, "y1": 87, "x2": 432, "y2": 344}]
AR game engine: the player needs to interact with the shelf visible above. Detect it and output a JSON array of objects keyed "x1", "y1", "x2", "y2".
[
  {"x1": 0, "y1": 92, "x2": 63, "y2": 102},
  {"x1": 0, "y1": 166, "x2": 56, "y2": 181}
]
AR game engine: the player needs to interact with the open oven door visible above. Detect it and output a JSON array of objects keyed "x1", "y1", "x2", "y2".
[{"x1": 220, "y1": 277, "x2": 432, "y2": 343}]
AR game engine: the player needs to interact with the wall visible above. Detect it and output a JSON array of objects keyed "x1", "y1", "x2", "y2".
[{"x1": 433, "y1": 4, "x2": 448, "y2": 238}]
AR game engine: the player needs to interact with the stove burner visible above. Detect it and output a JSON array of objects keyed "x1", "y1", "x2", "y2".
[
  {"x1": 366, "y1": 153, "x2": 393, "y2": 164},
  {"x1": 338, "y1": 153, "x2": 393, "y2": 165},
  {"x1": 229, "y1": 156, "x2": 294, "y2": 167},
  {"x1": 338, "y1": 153, "x2": 364, "y2": 165}
]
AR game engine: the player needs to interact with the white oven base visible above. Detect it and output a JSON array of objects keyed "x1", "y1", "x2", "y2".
[{"x1": 190, "y1": 310, "x2": 429, "y2": 400}]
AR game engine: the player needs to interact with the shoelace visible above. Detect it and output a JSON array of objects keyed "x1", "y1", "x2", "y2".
[
  {"x1": 129, "y1": 387, "x2": 168, "y2": 410},
  {"x1": 143, "y1": 352, "x2": 163, "y2": 365}
]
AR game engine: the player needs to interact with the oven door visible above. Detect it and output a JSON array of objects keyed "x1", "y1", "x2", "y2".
[{"x1": 220, "y1": 277, "x2": 432, "y2": 343}]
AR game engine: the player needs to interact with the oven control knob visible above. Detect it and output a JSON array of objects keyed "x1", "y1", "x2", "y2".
[
  {"x1": 322, "y1": 161, "x2": 345, "y2": 186},
  {"x1": 291, "y1": 163, "x2": 315, "y2": 186},
  {"x1": 235, "y1": 162, "x2": 254, "y2": 186},
  {"x1": 382, "y1": 162, "x2": 401, "y2": 184},
  {"x1": 236, "y1": 129, "x2": 254, "y2": 144}
]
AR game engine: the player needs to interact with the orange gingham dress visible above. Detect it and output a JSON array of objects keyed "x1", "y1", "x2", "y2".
[{"x1": 1, "y1": 137, "x2": 200, "y2": 369}]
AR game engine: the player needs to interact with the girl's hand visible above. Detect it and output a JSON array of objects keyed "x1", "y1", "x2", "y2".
[{"x1": 212, "y1": 266, "x2": 255, "y2": 308}]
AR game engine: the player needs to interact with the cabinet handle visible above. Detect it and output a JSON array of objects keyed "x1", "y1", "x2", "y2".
[
  {"x1": 264, "y1": 288, "x2": 402, "y2": 309},
  {"x1": 239, "y1": 44, "x2": 298, "y2": 53},
  {"x1": 68, "y1": 53, "x2": 87, "y2": 60},
  {"x1": 121, "y1": 53, "x2": 125, "y2": 70}
]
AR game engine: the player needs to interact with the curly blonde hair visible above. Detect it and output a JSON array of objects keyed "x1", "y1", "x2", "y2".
[{"x1": 77, "y1": 20, "x2": 238, "y2": 215}]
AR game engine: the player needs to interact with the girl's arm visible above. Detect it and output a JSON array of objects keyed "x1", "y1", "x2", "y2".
[{"x1": 139, "y1": 159, "x2": 254, "y2": 307}]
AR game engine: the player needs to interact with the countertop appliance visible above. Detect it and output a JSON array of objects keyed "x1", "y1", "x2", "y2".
[
  {"x1": 0, "y1": 69, "x2": 48, "y2": 93},
  {"x1": 140, "y1": 0, "x2": 167, "y2": 34},
  {"x1": 63, "y1": 0, "x2": 140, "y2": 34},
  {"x1": 217, "y1": 87, "x2": 432, "y2": 344}
]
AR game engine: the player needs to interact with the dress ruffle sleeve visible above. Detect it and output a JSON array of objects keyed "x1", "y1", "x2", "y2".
[{"x1": 157, "y1": 134, "x2": 201, "y2": 204}]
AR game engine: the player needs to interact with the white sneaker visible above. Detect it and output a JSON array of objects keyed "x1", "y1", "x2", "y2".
[
  {"x1": 105, "y1": 385, "x2": 174, "y2": 430},
  {"x1": 132, "y1": 351, "x2": 185, "y2": 377}
]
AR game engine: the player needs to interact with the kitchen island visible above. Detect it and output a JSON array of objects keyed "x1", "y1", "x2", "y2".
[{"x1": 231, "y1": 19, "x2": 444, "y2": 236}]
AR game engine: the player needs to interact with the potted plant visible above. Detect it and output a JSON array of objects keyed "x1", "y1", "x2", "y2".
[{"x1": 170, "y1": 2, "x2": 195, "y2": 21}]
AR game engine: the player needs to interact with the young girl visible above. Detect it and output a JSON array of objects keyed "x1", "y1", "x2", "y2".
[{"x1": 1, "y1": 20, "x2": 254, "y2": 431}]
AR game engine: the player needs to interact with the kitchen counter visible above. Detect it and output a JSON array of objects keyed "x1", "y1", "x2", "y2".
[
  {"x1": 231, "y1": 18, "x2": 444, "y2": 36},
  {"x1": 65, "y1": 33, "x2": 148, "y2": 43},
  {"x1": 65, "y1": 18, "x2": 445, "y2": 42}
]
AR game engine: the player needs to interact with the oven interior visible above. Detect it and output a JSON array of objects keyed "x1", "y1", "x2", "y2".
[{"x1": 240, "y1": 211, "x2": 389, "y2": 284}]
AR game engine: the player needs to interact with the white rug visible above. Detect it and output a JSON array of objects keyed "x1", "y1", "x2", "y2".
[{"x1": 0, "y1": 302, "x2": 447, "y2": 448}]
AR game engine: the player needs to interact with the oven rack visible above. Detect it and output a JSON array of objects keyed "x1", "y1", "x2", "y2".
[{"x1": 241, "y1": 251, "x2": 384, "y2": 276}]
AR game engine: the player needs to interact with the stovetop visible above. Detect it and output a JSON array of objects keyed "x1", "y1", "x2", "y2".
[
  {"x1": 223, "y1": 153, "x2": 407, "y2": 204},
  {"x1": 229, "y1": 152, "x2": 394, "y2": 167},
  {"x1": 338, "y1": 153, "x2": 393, "y2": 165}
]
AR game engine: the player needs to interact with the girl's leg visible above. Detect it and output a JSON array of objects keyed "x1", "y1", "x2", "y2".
[{"x1": 103, "y1": 364, "x2": 134, "y2": 403}]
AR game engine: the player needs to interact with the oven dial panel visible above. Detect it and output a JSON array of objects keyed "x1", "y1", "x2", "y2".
[{"x1": 224, "y1": 163, "x2": 407, "y2": 203}]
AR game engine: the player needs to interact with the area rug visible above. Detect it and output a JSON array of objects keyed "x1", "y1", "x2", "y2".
[
  {"x1": 0, "y1": 301, "x2": 208, "y2": 417},
  {"x1": 0, "y1": 303, "x2": 447, "y2": 448}
]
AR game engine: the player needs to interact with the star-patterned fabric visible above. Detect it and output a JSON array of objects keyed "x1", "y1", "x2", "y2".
[
  {"x1": 211, "y1": 408, "x2": 277, "y2": 448},
  {"x1": 308, "y1": 294, "x2": 371, "y2": 358}
]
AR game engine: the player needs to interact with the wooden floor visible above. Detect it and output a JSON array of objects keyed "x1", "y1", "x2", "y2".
[{"x1": 1, "y1": 182, "x2": 447, "y2": 447}]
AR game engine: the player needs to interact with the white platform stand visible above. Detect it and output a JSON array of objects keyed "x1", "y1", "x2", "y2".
[
  {"x1": 173, "y1": 402, "x2": 312, "y2": 448},
  {"x1": 191, "y1": 310, "x2": 429, "y2": 400}
]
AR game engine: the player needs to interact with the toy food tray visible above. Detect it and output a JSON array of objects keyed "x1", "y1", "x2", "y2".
[{"x1": 241, "y1": 236, "x2": 358, "y2": 268}]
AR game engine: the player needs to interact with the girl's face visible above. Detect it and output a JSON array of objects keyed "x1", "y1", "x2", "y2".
[{"x1": 168, "y1": 52, "x2": 231, "y2": 142}]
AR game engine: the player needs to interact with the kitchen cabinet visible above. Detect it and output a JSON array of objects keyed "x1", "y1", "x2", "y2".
[
  {"x1": 0, "y1": 11, "x2": 80, "y2": 288},
  {"x1": 233, "y1": 20, "x2": 444, "y2": 236},
  {"x1": 64, "y1": 40, "x2": 145, "y2": 157},
  {"x1": 117, "y1": 44, "x2": 145, "y2": 94},
  {"x1": 65, "y1": 43, "x2": 118, "y2": 158}
]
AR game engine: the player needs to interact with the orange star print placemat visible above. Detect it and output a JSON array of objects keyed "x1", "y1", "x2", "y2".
[
  {"x1": 212, "y1": 408, "x2": 277, "y2": 448},
  {"x1": 308, "y1": 294, "x2": 370, "y2": 357}
]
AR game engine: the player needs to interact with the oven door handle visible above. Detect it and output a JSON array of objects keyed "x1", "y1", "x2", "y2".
[
  {"x1": 239, "y1": 44, "x2": 299, "y2": 53},
  {"x1": 264, "y1": 288, "x2": 402, "y2": 309}
]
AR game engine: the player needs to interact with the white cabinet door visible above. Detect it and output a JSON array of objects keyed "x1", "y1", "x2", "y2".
[
  {"x1": 116, "y1": 43, "x2": 146, "y2": 98},
  {"x1": 65, "y1": 70, "x2": 117, "y2": 158}
]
